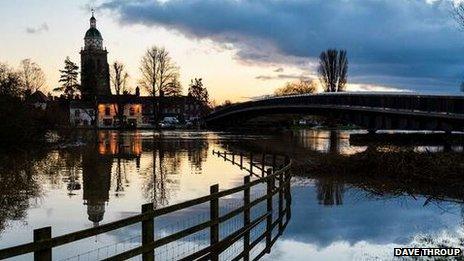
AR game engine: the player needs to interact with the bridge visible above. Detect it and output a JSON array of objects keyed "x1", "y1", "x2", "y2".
[{"x1": 205, "y1": 92, "x2": 464, "y2": 132}]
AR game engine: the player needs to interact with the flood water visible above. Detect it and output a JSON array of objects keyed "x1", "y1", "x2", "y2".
[{"x1": 0, "y1": 130, "x2": 463, "y2": 260}]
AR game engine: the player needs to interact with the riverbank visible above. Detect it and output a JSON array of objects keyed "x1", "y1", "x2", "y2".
[{"x1": 297, "y1": 148, "x2": 464, "y2": 202}]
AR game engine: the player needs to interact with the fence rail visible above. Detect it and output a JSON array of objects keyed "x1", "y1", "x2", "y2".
[{"x1": 0, "y1": 152, "x2": 292, "y2": 261}]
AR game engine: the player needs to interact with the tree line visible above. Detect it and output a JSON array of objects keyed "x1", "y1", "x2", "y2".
[
  {"x1": 0, "y1": 61, "x2": 49, "y2": 149},
  {"x1": 53, "y1": 45, "x2": 211, "y2": 112}
]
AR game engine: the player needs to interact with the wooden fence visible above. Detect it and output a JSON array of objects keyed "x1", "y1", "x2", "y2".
[{"x1": 0, "y1": 152, "x2": 292, "y2": 261}]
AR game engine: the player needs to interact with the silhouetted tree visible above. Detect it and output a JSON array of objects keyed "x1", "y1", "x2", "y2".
[
  {"x1": 19, "y1": 59, "x2": 46, "y2": 95},
  {"x1": 164, "y1": 77, "x2": 182, "y2": 96},
  {"x1": 318, "y1": 49, "x2": 348, "y2": 92},
  {"x1": 139, "y1": 46, "x2": 180, "y2": 97},
  {"x1": 188, "y1": 78, "x2": 210, "y2": 116},
  {"x1": 275, "y1": 78, "x2": 318, "y2": 96},
  {"x1": 54, "y1": 57, "x2": 80, "y2": 99},
  {"x1": 0, "y1": 63, "x2": 22, "y2": 97},
  {"x1": 110, "y1": 61, "x2": 131, "y2": 127},
  {"x1": 110, "y1": 61, "x2": 130, "y2": 95},
  {"x1": 0, "y1": 63, "x2": 48, "y2": 148}
]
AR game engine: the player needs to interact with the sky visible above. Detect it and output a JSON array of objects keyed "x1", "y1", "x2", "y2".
[{"x1": 1, "y1": 0, "x2": 464, "y2": 102}]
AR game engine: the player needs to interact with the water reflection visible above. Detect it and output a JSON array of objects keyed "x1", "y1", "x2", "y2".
[
  {"x1": 1, "y1": 130, "x2": 256, "y2": 251},
  {"x1": 83, "y1": 146, "x2": 112, "y2": 226},
  {"x1": 0, "y1": 129, "x2": 463, "y2": 260},
  {"x1": 316, "y1": 179, "x2": 345, "y2": 206},
  {"x1": 0, "y1": 153, "x2": 44, "y2": 234}
]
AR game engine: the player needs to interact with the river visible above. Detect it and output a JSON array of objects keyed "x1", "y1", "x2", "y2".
[{"x1": 0, "y1": 130, "x2": 463, "y2": 260}]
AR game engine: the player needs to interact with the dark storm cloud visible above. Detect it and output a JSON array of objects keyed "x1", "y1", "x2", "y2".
[
  {"x1": 25, "y1": 23, "x2": 49, "y2": 34},
  {"x1": 101, "y1": 0, "x2": 464, "y2": 92}
]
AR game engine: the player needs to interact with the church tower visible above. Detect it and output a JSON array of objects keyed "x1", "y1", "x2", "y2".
[{"x1": 80, "y1": 12, "x2": 111, "y2": 99}]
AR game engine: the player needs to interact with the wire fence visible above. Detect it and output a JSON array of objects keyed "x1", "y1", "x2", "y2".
[{"x1": 0, "y1": 151, "x2": 292, "y2": 261}]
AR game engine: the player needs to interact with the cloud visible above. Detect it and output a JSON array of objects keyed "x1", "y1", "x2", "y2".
[
  {"x1": 256, "y1": 73, "x2": 311, "y2": 81},
  {"x1": 101, "y1": 0, "x2": 464, "y2": 93},
  {"x1": 25, "y1": 23, "x2": 49, "y2": 34},
  {"x1": 255, "y1": 75, "x2": 273, "y2": 81}
]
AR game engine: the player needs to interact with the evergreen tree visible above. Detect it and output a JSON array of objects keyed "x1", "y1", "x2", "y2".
[
  {"x1": 188, "y1": 78, "x2": 210, "y2": 116},
  {"x1": 54, "y1": 57, "x2": 80, "y2": 99}
]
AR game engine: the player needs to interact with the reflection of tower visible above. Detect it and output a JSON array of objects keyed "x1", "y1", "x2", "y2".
[
  {"x1": 316, "y1": 179, "x2": 345, "y2": 205},
  {"x1": 328, "y1": 130, "x2": 340, "y2": 154},
  {"x1": 82, "y1": 146, "x2": 112, "y2": 226}
]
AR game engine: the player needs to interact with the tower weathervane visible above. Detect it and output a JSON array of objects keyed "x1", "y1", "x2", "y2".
[{"x1": 91, "y1": 8, "x2": 95, "y2": 17}]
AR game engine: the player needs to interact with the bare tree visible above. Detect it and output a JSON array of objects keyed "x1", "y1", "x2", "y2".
[
  {"x1": 274, "y1": 78, "x2": 318, "y2": 96},
  {"x1": 110, "y1": 61, "x2": 132, "y2": 128},
  {"x1": 0, "y1": 63, "x2": 22, "y2": 97},
  {"x1": 164, "y1": 77, "x2": 182, "y2": 96},
  {"x1": 139, "y1": 46, "x2": 180, "y2": 97},
  {"x1": 110, "y1": 61, "x2": 130, "y2": 95},
  {"x1": 19, "y1": 59, "x2": 46, "y2": 95},
  {"x1": 318, "y1": 49, "x2": 348, "y2": 92}
]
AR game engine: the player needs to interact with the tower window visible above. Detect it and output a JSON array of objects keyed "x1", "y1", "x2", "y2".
[{"x1": 105, "y1": 106, "x2": 111, "y2": 116}]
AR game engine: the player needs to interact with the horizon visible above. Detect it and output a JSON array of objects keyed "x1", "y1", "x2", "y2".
[{"x1": 1, "y1": 0, "x2": 464, "y2": 103}]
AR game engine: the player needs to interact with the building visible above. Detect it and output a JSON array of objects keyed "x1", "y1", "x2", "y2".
[
  {"x1": 69, "y1": 101, "x2": 95, "y2": 127},
  {"x1": 96, "y1": 95, "x2": 143, "y2": 129},
  {"x1": 68, "y1": 13, "x2": 205, "y2": 129},
  {"x1": 26, "y1": 91, "x2": 49, "y2": 110},
  {"x1": 80, "y1": 11, "x2": 111, "y2": 99}
]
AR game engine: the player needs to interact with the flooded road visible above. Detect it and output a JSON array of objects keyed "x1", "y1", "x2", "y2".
[{"x1": 0, "y1": 130, "x2": 463, "y2": 260}]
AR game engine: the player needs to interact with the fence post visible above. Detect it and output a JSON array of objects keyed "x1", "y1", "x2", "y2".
[
  {"x1": 261, "y1": 154, "x2": 265, "y2": 177},
  {"x1": 249, "y1": 153, "x2": 253, "y2": 174},
  {"x1": 278, "y1": 171, "x2": 284, "y2": 235},
  {"x1": 223, "y1": 151, "x2": 227, "y2": 161},
  {"x1": 265, "y1": 168, "x2": 274, "y2": 253},
  {"x1": 243, "y1": 176, "x2": 251, "y2": 261},
  {"x1": 210, "y1": 184, "x2": 220, "y2": 261},
  {"x1": 285, "y1": 169, "x2": 292, "y2": 221},
  {"x1": 232, "y1": 152, "x2": 235, "y2": 164},
  {"x1": 142, "y1": 203, "x2": 154, "y2": 261},
  {"x1": 34, "y1": 227, "x2": 52, "y2": 261},
  {"x1": 240, "y1": 153, "x2": 243, "y2": 170}
]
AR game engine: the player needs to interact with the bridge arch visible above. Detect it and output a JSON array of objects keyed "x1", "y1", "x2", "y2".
[{"x1": 206, "y1": 93, "x2": 464, "y2": 131}]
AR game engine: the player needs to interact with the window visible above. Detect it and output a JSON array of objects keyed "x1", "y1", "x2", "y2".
[
  {"x1": 129, "y1": 107, "x2": 135, "y2": 116},
  {"x1": 74, "y1": 109, "x2": 80, "y2": 117},
  {"x1": 105, "y1": 106, "x2": 111, "y2": 116}
]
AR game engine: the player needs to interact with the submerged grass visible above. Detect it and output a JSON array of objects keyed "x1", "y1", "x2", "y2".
[{"x1": 296, "y1": 147, "x2": 464, "y2": 203}]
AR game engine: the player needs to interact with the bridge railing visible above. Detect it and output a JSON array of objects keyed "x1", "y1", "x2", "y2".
[
  {"x1": 208, "y1": 93, "x2": 464, "y2": 120},
  {"x1": 0, "y1": 153, "x2": 292, "y2": 261}
]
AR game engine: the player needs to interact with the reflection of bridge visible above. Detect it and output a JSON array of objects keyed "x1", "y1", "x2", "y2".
[{"x1": 206, "y1": 93, "x2": 464, "y2": 131}]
